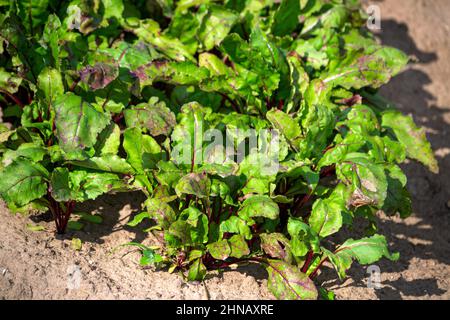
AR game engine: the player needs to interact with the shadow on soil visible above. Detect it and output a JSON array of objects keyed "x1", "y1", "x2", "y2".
[{"x1": 30, "y1": 191, "x2": 149, "y2": 244}]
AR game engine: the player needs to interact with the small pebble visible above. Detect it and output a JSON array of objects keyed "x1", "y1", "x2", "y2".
[{"x1": 446, "y1": 200, "x2": 450, "y2": 210}]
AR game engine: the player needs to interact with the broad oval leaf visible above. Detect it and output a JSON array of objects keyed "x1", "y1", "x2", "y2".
[
  {"x1": 54, "y1": 93, "x2": 110, "y2": 154},
  {"x1": 382, "y1": 110, "x2": 438, "y2": 173},
  {"x1": 0, "y1": 159, "x2": 48, "y2": 207},
  {"x1": 207, "y1": 239, "x2": 231, "y2": 260},
  {"x1": 239, "y1": 195, "x2": 279, "y2": 221},
  {"x1": 175, "y1": 172, "x2": 211, "y2": 199},
  {"x1": 124, "y1": 97, "x2": 176, "y2": 136},
  {"x1": 266, "y1": 259, "x2": 318, "y2": 300},
  {"x1": 228, "y1": 234, "x2": 250, "y2": 258}
]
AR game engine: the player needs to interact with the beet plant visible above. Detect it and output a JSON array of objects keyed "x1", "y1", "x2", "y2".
[{"x1": 0, "y1": 0, "x2": 438, "y2": 299}]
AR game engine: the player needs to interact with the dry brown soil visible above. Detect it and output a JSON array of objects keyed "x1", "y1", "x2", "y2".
[{"x1": 0, "y1": 0, "x2": 449, "y2": 300}]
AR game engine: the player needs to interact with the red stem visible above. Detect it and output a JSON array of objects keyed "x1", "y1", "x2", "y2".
[
  {"x1": 301, "y1": 251, "x2": 314, "y2": 273},
  {"x1": 47, "y1": 191, "x2": 74, "y2": 234},
  {"x1": 113, "y1": 112, "x2": 124, "y2": 124},
  {"x1": 219, "y1": 93, "x2": 240, "y2": 113},
  {"x1": 0, "y1": 89, "x2": 24, "y2": 108},
  {"x1": 320, "y1": 165, "x2": 336, "y2": 178},
  {"x1": 309, "y1": 258, "x2": 328, "y2": 279},
  {"x1": 69, "y1": 78, "x2": 80, "y2": 92},
  {"x1": 277, "y1": 99, "x2": 284, "y2": 111}
]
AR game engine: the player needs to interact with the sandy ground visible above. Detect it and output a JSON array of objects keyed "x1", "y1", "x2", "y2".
[{"x1": 1, "y1": 0, "x2": 449, "y2": 300}]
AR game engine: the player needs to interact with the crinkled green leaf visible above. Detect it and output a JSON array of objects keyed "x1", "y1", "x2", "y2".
[
  {"x1": 198, "y1": 5, "x2": 238, "y2": 51},
  {"x1": 228, "y1": 234, "x2": 250, "y2": 258},
  {"x1": 145, "y1": 197, "x2": 177, "y2": 229},
  {"x1": 309, "y1": 185, "x2": 348, "y2": 238},
  {"x1": 0, "y1": 159, "x2": 48, "y2": 207},
  {"x1": 54, "y1": 93, "x2": 110, "y2": 154},
  {"x1": 124, "y1": 97, "x2": 176, "y2": 136},
  {"x1": 207, "y1": 239, "x2": 231, "y2": 260},
  {"x1": 288, "y1": 217, "x2": 320, "y2": 257},
  {"x1": 260, "y1": 233, "x2": 292, "y2": 262},
  {"x1": 188, "y1": 258, "x2": 207, "y2": 281},
  {"x1": 271, "y1": 0, "x2": 301, "y2": 37},
  {"x1": 382, "y1": 110, "x2": 438, "y2": 173},
  {"x1": 324, "y1": 234, "x2": 399, "y2": 280},
  {"x1": 50, "y1": 168, "x2": 126, "y2": 202},
  {"x1": 266, "y1": 259, "x2": 318, "y2": 300},
  {"x1": 239, "y1": 195, "x2": 279, "y2": 221},
  {"x1": 322, "y1": 46, "x2": 409, "y2": 90},
  {"x1": 0, "y1": 68, "x2": 22, "y2": 94},
  {"x1": 175, "y1": 172, "x2": 211, "y2": 199},
  {"x1": 37, "y1": 68, "x2": 64, "y2": 105},
  {"x1": 219, "y1": 216, "x2": 252, "y2": 240}
]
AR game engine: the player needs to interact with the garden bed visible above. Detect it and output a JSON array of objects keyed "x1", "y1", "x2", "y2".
[{"x1": 1, "y1": 0, "x2": 449, "y2": 300}]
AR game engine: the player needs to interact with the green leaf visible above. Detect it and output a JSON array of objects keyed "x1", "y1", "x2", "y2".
[
  {"x1": 325, "y1": 234, "x2": 399, "y2": 280},
  {"x1": 309, "y1": 185, "x2": 348, "y2": 238},
  {"x1": 199, "y1": 53, "x2": 232, "y2": 76},
  {"x1": 266, "y1": 259, "x2": 318, "y2": 300},
  {"x1": 180, "y1": 207, "x2": 209, "y2": 244},
  {"x1": 219, "y1": 216, "x2": 252, "y2": 240},
  {"x1": 50, "y1": 168, "x2": 126, "y2": 202},
  {"x1": 124, "y1": 97, "x2": 176, "y2": 136},
  {"x1": 67, "y1": 220, "x2": 84, "y2": 231},
  {"x1": 140, "y1": 249, "x2": 163, "y2": 266},
  {"x1": 133, "y1": 61, "x2": 208, "y2": 90},
  {"x1": 171, "y1": 101, "x2": 210, "y2": 167},
  {"x1": 95, "y1": 124, "x2": 121, "y2": 156},
  {"x1": 175, "y1": 172, "x2": 211, "y2": 199},
  {"x1": 322, "y1": 46, "x2": 409, "y2": 90},
  {"x1": 71, "y1": 238, "x2": 82, "y2": 251},
  {"x1": 188, "y1": 258, "x2": 207, "y2": 281},
  {"x1": 145, "y1": 198, "x2": 177, "y2": 229},
  {"x1": 42, "y1": 14, "x2": 62, "y2": 70},
  {"x1": 131, "y1": 19, "x2": 195, "y2": 62},
  {"x1": 123, "y1": 127, "x2": 163, "y2": 182},
  {"x1": 198, "y1": 5, "x2": 238, "y2": 51},
  {"x1": 382, "y1": 110, "x2": 438, "y2": 173},
  {"x1": 168, "y1": 220, "x2": 192, "y2": 244},
  {"x1": 74, "y1": 212, "x2": 103, "y2": 224},
  {"x1": 271, "y1": 0, "x2": 301, "y2": 37},
  {"x1": 54, "y1": 93, "x2": 110, "y2": 154},
  {"x1": 228, "y1": 235, "x2": 250, "y2": 258},
  {"x1": 319, "y1": 287, "x2": 336, "y2": 300},
  {"x1": 266, "y1": 109, "x2": 302, "y2": 150},
  {"x1": 127, "y1": 212, "x2": 150, "y2": 227},
  {"x1": 288, "y1": 217, "x2": 320, "y2": 257},
  {"x1": 337, "y1": 154, "x2": 388, "y2": 208},
  {"x1": 69, "y1": 155, "x2": 134, "y2": 174},
  {"x1": 26, "y1": 223, "x2": 46, "y2": 232},
  {"x1": 239, "y1": 195, "x2": 279, "y2": 221},
  {"x1": 0, "y1": 159, "x2": 48, "y2": 207},
  {"x1": 37, "y1": 67, "x2": 64, "y2": 104},
  {"x1": 80, "y1": 62, "x2": 118, "y2": 90},
  {"x1": 382, "y1": 165, "x2": 412, "y2": 218},
  {"x1": 260, "y1": 233, "x2": 292, "y2": 262},
  {"x1": 1, "y1": 143, "x2": 47, "y2": 165},
  {"x1": 207, "y1": 239, "x2": 231, "y2": 260},
  {"x1": 0, "y1": 67, "x2": 22, "y2": 94}
]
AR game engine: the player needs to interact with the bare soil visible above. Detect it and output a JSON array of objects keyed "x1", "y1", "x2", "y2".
[{"x1": 1, "y1": 0, "x2": 449, "y2": 300}]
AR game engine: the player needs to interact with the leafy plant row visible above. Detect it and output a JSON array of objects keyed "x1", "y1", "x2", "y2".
[{"x1": 0, "y1": 0, "x2": 438, "y2": 300}]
